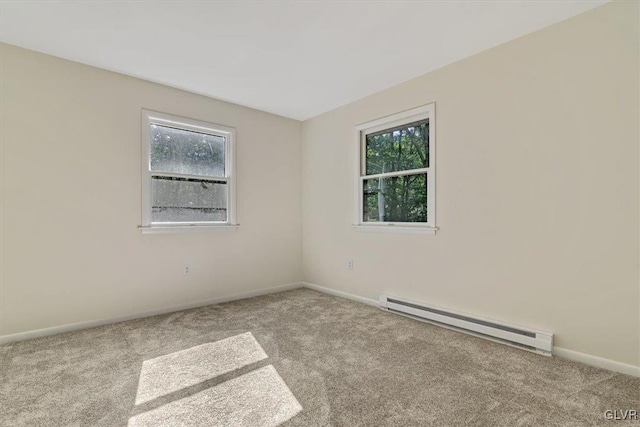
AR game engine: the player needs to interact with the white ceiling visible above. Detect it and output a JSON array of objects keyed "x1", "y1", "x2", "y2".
[{"x1": 0, "y1": 1, "x2": 606, "y2": 120}]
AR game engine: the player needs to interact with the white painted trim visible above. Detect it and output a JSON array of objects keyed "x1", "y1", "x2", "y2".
[
  {"x1": 302, "y1": 282, "x2": 640, "y2": 377},
  {"x1": 138, "y1": 224, "x2": 239, "y2": 234},
  {"x1": 353, "y1": 103, "x2": 436, "y2": 230},
  {"x1": 364, "y1": 168, "x2": 429, "y2": 180},
  {"x1": 355, "y1": 104, "x2": 434, "y2": 132},
  {"x1": 0, "y1": 282, "x2": 302, "y2": 345},
  {"x1": 140, "y1": 109, "x2": 237, "y2": 229},
  {"x1": 353, "y1": 225, "x2": 437, "y2": 235},
  {"x1": 149, "y1": 171, "x2": 228, "y2": 182},
  {"x1": 4, "y1": 280, "x2": 637, "y2": 378},
  {"x1": 554, "y1": 347, "x2": 640, "y2": 377},
  {"x1": 301, "y1": 282, "x2": 378, "y2": 307}
]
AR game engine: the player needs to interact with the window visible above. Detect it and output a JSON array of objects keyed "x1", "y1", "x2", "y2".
[
  {"x1": 140, "y1": 110, "x2": 236, "y2": 232},
  {"x1": 354, "y1": 104, "x2": 436, "y2": 234}
]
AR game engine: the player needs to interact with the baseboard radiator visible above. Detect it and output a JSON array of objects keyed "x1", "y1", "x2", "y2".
[{"x1": 379, "y1": 295, "x2": 553, "y2": 356}]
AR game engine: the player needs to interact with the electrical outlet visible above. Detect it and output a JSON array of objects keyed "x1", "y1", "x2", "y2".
[
  {"x1": 347, "y1": 259, "x2": 353, "y2": 270},
  {"x1": 184, "y1": 264, "x2": 191, "y2": 275}
]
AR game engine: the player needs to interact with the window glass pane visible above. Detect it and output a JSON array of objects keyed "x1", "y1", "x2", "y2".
[
  {"x1": 365, "y1": 120, "x2": 428, "y2": 176},
  {"x1": 150, "y1": 124, "x2": 225, "y2": 177},
  {"x1": 363, "y1": 173, "x2": 427, "y2": 223},
  {"x1": 151, "y1": 176, "x2": 227, "y2": 223}
]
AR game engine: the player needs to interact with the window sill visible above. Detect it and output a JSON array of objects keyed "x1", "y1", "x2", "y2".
[
  {"x1": 138, "y1": 224, "x2": 239, "y2": 234},
  {"x1": 352, "y1": 224, "x2": 437, "y2": 235}
]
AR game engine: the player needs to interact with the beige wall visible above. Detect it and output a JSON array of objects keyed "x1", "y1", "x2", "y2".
[
  {"x1": 0, "y1": 43, "x2": 302, "y2": 335},
  {"x1": 302, "y1": 1, "x2": 639, "y2": 366},
  {"x1": 1, "y1": 2, "x2": 638, "y2": 368}
]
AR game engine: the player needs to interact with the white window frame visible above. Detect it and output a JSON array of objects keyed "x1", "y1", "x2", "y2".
[
  {"x1": 353, "y1": 103, "x2": 436, "y2": 235},
  {"x1": 139, "y1": 109, "x2": 237, "y2": 234}
]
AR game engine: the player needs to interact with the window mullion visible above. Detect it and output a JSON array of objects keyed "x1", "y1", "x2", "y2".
[
  {"x1": 151, "y1": 171, "x2": 228, "y2": 182},
  {"x1": 362, "y1": 168, "x2": 428, "y2": 180}
]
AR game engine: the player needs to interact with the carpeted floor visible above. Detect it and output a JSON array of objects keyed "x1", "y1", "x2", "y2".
[{"x1": 1, "y1": 288, "x2": 638, "y2": 426}]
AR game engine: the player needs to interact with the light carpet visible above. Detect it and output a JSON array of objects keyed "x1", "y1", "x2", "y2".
[{"x1": 1, "y1": 288, "x2": 638, "y2": 426}]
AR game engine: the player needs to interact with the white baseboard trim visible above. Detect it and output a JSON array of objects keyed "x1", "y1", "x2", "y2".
[
  {"x1": 4, "y1": 280, "x2": 638, "y2": 378},
  {"x1": 553, "y1": 347, "x2": 640, "y2": 377},
  {"x1": 302, "y1": 281, "x2": 378, "y2": 307},
  {"x1": 0, "y1": 282, "x2": 303, "y2": 346},
  {"x1": 302, "y1": 282, "x2": 640, "y2": 378}
]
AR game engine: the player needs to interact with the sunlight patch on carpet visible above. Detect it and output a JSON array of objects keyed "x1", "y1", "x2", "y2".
[
  {"x1": 135, "y1": 332, "x2": 267, "y2": 405},
  {"x1": 129, "y1": 365, "x2": 302, "y2": 427}
]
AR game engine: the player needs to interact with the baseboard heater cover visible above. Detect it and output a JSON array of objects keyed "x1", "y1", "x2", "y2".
[{"x1": 379, "y1": 295, "x2": 553, "y2": 356}]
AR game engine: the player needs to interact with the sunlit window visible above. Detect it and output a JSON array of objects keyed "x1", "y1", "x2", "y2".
[
  {"x1": 140, "y1": 110, "x2": 236, "y2": 229},
  {"x1": 355, "y1": 104, "x2": 436, "y2": 232}
]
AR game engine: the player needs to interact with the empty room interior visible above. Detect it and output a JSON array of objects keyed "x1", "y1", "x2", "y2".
[{"x1": 1, "y1": 0, "x2": 639, "y2": 426}]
